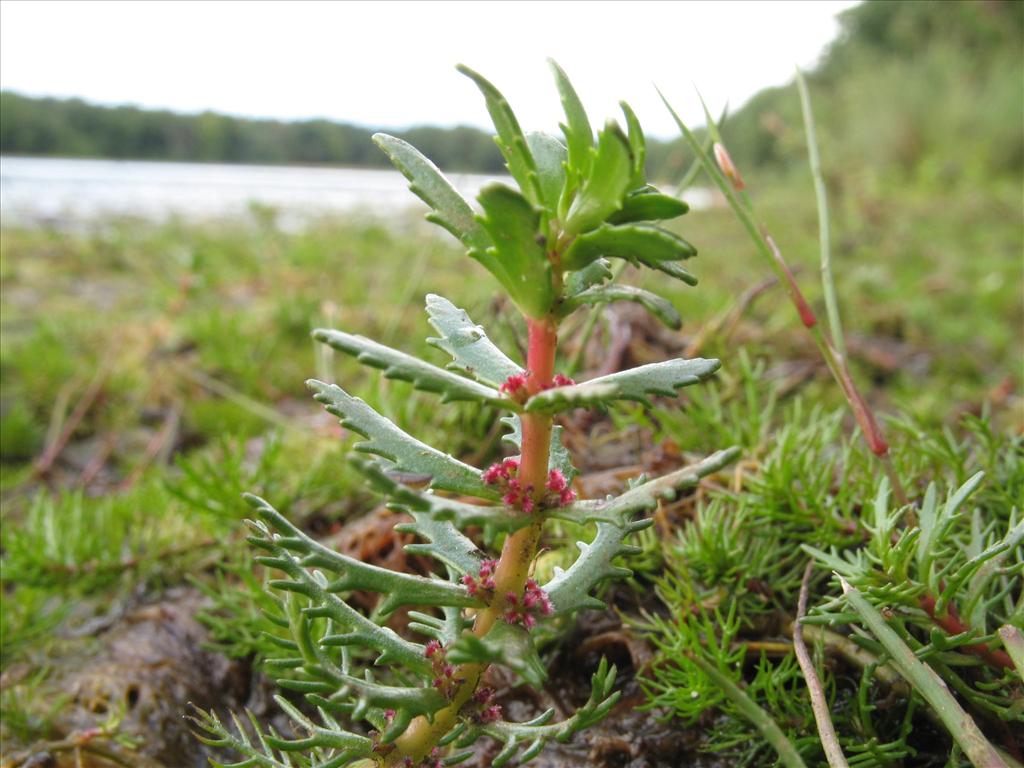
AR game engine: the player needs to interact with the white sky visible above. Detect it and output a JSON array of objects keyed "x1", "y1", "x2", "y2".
[{"x1": 0, "y1": 0, "x2": 859, "y2": 138}]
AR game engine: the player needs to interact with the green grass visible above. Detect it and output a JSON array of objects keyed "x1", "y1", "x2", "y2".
[{"x1": 0, "y1": 180, "x2": 1020, "y2": 758}]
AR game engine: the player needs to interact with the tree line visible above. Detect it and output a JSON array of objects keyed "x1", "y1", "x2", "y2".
[{"x1": 2, "y1": 1, "x2": 1019, "y2": 186}]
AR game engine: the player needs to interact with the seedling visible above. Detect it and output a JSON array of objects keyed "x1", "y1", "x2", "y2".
[{"x1": 191, "y1": 61, "x2": 736, "y2": 767}]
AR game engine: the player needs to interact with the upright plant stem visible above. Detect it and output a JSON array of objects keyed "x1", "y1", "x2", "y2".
[
  {"x1": 389, "y1": 316, "x2": 559, "y2": 766},
  {"x1": 659, "y1": 91, "x2": 909, "y2": 506},
  {"x1": 796, "y1": 69, "x2": 845, "y2": 361}
]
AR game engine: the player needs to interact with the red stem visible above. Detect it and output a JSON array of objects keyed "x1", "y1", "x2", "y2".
[{"x1": 920, "y1": 594, "x2": 1014, "y2": 671}]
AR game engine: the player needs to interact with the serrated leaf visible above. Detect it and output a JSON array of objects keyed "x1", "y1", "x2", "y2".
[
  {"x1": 247, "y1": 494, "x2": 478, "y2": 616},
  {"x1": 372, "y1": 133, "x2": 491, "y2": 253},
  {"x1": 501, "y1": 415, "x2": 578, "y2": 483},
  {"x1": 448, "y1": 621, "x2": 547, "y2": 687},
  {"x1": 560, "y1": 283, "x2": 682, "y2": 330},
  {"x1": 619, "y1": 101, "x2": 646, "y2": 187},
  {"x1": 525, "y1": 358, "x2": 720, "y2": 412},
  {"x1": 526, "y1": 131, "x2": 568, "y2": 213},
  {"x1": 545, "y1": 448, "x2": 739, "y2": 613},
  {"x1": 609, "y1": 190, "x2": 689, "y2": 224},
  {"x1": 475, "y1": 184, "x2": 554, "y2": 318},
  {"x1": 468, "y1": 657, "x2": 621, "y2": 765},
  {"x1": 564, "y1": 122, "x2": 633, "y2": 236},
  {"x1": 457, "y1": 64, "x2": 542, "y2": 205},
  {"x1": 549, "y1": 58, "x2": 593, "y2": 181},
  {"x1": 313, "y1": 328, "x2": 508, "y2": 407},
  {"x1": 307, "y1": 379, "x2": 496, "y2": 499},
  {"x1": 425, "y1": 294, "x2": 524, "y2": 388},
  {"x1": 562, "y1": 222, "x2": 696, "y2": 271},
  {"x1": 650, "y1": 259, "x2": 699, "y2": 285},
  {"x1": 564, "y1": 258, "x2": 613, "y2": 295},
  {"x1": 351, "y1": 458, "x2": 531, "y2": 556},
  {"x1": 242, "y1": 498, "x2": 432, "y2": 675}
]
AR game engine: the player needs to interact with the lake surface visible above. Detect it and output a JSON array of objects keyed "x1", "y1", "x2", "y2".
[{"x1": 0, "y1": 156, "x2": 711, "y2": 227}]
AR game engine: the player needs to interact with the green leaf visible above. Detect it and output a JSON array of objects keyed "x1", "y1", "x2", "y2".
[
  {"x1": 501, "y1": 415, "x2": 578, "y2": 483},
  {"x1": 525, "y1": 358, "x2": 719, "y2": 412},
  {"x1": 457, "y1": 64, "x2": 542, "y2": 205},
  {"x1": 307, "y1": 379, "x2": 496, "y2": 499},
  {"x1": 463, "y1": 657, "x2": 621, "y2": 767},
  {"x1": 351, "y1": 458, "x2": 532, "y2": 549},
  {"x1": 619, "y1": 101, "x2": 646, "y2": 187},
  {"x1": 242, "y1": 498, "x2": 432, "y2": 674},
  {"x1": 247, "y1": 494, "x2": 479, "y2": 616},
  {"x1": 564, "y1": 122, "x2": 633, "y2": 237},
  {"x1": 526, "y1": 131, "x2": 568, "y2": 213},
  {"x1": 313, "y1": 329, "x2": 507, "y2": 407},
  {"x1": 448, "y1": 621, "x2": 547, "y2": 687},
  {"x1": 609, "y1": 189, "x2": 689, "y2": 224},
  {"x1": 560, "y1": 283, "x2": 682, "y2": 330},
  {"x1": 546, "y1": 448, "x2": 739, "y2": 613},
  {"x1": 372, "y1": 133, "x2": 491, "y2": 252},
  {"x1": 549, "y1": 58, "x2": 593, "y2": 181},
  {"x1": 650, "y1": 260, "x2": 699, "y2": 285},
  {"x1": 475, "y1": 184, "x2": 554, "y2": 318},
  {"x1": 564, "y1": 258, "x2": 613, "y2": 295},
  {"x1": 189, "y1": 706, "x2": 374, "y2": 767},
  {"x1": 425, "y1": 293, "x2": 524, "y2": 388},
  {"x1": 562, "y1": 222, "x2": 696, "y2": 271}
]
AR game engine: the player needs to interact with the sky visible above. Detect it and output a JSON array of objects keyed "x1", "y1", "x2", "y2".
[{"x1": 0, "y1": 1, "x2": 859, "y2": 138}]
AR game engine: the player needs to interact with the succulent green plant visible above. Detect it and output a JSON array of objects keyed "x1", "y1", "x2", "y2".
[{"x1": 190, "y1": 60, "x2": 736, "y2": 768}]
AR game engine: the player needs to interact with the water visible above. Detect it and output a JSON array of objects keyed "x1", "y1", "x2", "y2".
[
  {"x1": 0, "y1": 155, "x2": 711, "y2": 227},
  {"x1": 0, "y1": 156, "x2": 505, "y2": 227}
]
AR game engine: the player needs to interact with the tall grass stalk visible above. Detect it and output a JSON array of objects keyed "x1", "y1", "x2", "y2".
[{"x1": 796, "y1": 69, "x2": 846, "y2": 361}]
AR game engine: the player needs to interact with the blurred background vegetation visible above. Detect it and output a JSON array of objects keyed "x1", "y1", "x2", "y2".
[
  {"x1": 1, "y1": 1, "x2": 1021, "y2": 765},
  {"x1": 4, "y1": 1, "x2": 1022, "y2": 185}
]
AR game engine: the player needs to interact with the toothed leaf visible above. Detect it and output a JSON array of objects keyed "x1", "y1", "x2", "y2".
[
  {"x1": 549, "y1": 58, "x2": 593, "y2": 180},
  {"x1": 247, "y1": 494, "x2": 478, "y2": 616},
  {"x1": 562, "y1": 222, "x2": 696, "y2": 271},
  {"x1": 373, "y1": 133, "x2": 491, "y2": 252},
  {"x1": 564, "y1": 122, "x2": 633, "y2": 236},
  {"x1": 243, "y1": 496, "x2": 431, "y2": 675},
  {"x1": 609, "y1": 189, "x2": 689, "y2": 224},
  {"x1": 475, "y1": 184, "x2": 554, "y2": 318},
  {"x1": 425, "y1": 293, "x2": 524, "y2": 388},
  {"x1": 565, "y1": 258, "x2": 613, "y2": 295},
  {"x1": 448, "y1": 621, "x2": 548, "y2": 687},
  {"x1": 561, "y1": 283, "x2": 682, "y2": 330},
  {"x1": 307, "y1": 379, "x2": 495, "y2": 499},
  {"x1": 458, "y1": 64, "x2": 543, "y2": 205},
  {"x1": 619, "y1": 101, "x2": 646, "y2": 187},
  {"x1": 525, "y1": 358, "x2": 720, "y2": 413},
  {"x1": 313, "y1": 329, "x2": 507, "y2": 407},
  {"x1": 526, "y1": 131, "x2": 568, "y2": 212},
  {"x1": 545, "y1": 448, "x2": 739, "y2": 613}
]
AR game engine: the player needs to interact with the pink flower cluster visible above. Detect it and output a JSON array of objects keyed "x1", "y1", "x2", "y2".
[
  {"x1": 482, "y1": 457, "x2": 537, "y2": 513},
  {"x1": 471, "y1": 686, "x2": 503, "y2": 724},
  {"x1": 461, "y1": 559, "x2": 497, "y2": 597},
  {"x1": 425, "y1": 640, "x2": 459, "y2": 699},
  {"x1": 504, "y1": 579, "x2": 554, "y2": 629},
  {"x1": 482, "y1": 460, "x2": 575, "y2": 513},
  {"x1": 545, "y1": 468, "x2": 576, "y2": 506},
  {"x1": 499, "y1": 373, "x2": 529, "y2": 399},
  {"x1": 500, "y1": 372, "x2": 575, "y2": 401},
  {"x1": 545, "y1": 373, "x2": 576, "y2": 389}
]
